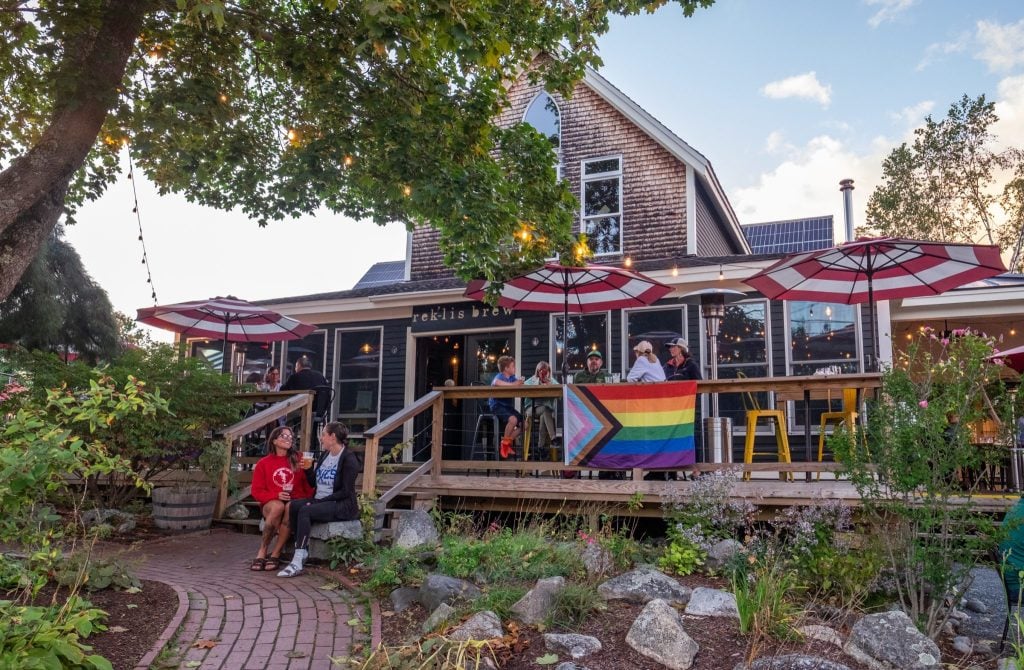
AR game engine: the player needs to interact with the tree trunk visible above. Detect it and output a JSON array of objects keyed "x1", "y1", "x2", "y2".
[{"x1": 0, "y1": 1, "x2": 151, "y2": 301}]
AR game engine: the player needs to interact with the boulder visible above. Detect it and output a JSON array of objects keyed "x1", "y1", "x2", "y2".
[
  {"x1": 418, "y1": 574, "x2": 482, "y2": 612},
  {"x1": 422, "y1": 602, "x2": 456, "y2": 633},
  {"x1": 511, "y1": 576, "x2": 566, "y2": 625},
  {"x1": 389, "y1": 587, "x2": 420, "y2": 613},
  {"x1": 625, "y1": 598, "x2": 699, "y2": 670},
  {"x1": 307, "y1": 520, "x2": 364, "y2": 560},
  {"x1": 734, "y1": 654, "x2": 854, "y2": 670},
  {"x1": 598, "y1": 568, "x2": 691, "y2": 605},
  {"x1": 555, "y1": 663, "x2": 591, "y2": 670},
  {"x1": 844, "y1": 610, "x2": 941, "y2": 669},
  {"x1": 449, "y1": 610, "x2": 503, "y2": 641},
  {"x1": 706, "y1": 539, "x2": 743, "y2": 571},
  {"x1": 684, "y1": 587, "x2": 739, "y2": 618},
  {"x1": 543, "y1": 633, "x2": 602, "y2": 659},
  {"x1": 223, "y1": 503, "x2": 250, "y2": 520},
  {"x1": 957, "y1": 566, "x2": 1007, "y2": 644},
  {"x1": 393, "y1": 509, "x2": 439, "y2": 550},
  {"x1": 81, "y1": 509, "x2": 136, "y2": 534},
  {"x1": 952, "y1": 636, "x2": 973, "y2": 654},
  {"x1": 580, "y1": 542, "x2": 614, "y2": 576},
  {"x1": 796, "y1": 624, "x2": 843, "y2": 648}
]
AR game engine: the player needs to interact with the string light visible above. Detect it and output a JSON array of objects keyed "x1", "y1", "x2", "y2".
[
  {"x1": 671, "y1": 266, "x2": 679, "y2": 277},
  {"x1": 623, "y1": 256, "x2": 632, "y2": 268},
  {"x1": 126, "y1": 145, "x2": 159, "y2": 304},
  {"x1": 403, "y1": 185, "x2": 412, "y2": 197},
  {"x1": 718, "y1": 265, "x2": 724, "y2": 281}
]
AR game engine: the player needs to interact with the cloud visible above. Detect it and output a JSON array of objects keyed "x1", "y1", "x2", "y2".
[
  {"x1": 993, "y1": 74, "x2": 1024, "y2": 152},
  {"x1": 889, "y1": 100, "x2": 935, "y2": 126},
  {"x1": 761, "y1": 72, "x2": 832, "y2": 107},
  {"x1": 865, "y1": 0, "x2": 918, "y2": 29},
  {"x1": 916, "y1": 35, "x2": 968, "y2": 71},
  {"x1": 730, "y1": 135, "x2": 888, "y2": 240},
  {"x1": 975, "y1": 19, "x2": 1024, "y2": 72},
  {"x1": 764, "y1": 131, "x2": 787, "y2": 153}
]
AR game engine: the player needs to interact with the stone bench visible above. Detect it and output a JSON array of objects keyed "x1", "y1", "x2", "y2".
[{"x1": 257, "y1": 519, "x2": 364, "y2": 561}]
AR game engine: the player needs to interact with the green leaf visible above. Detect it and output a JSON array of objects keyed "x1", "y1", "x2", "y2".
[{"x1": 535, "y1": 653, "x2": 559, "y2": 665}]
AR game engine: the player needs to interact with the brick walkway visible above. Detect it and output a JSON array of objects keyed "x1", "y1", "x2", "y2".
[{"x1": 130, "y1": 528, "x2": 367, "y2": 670}]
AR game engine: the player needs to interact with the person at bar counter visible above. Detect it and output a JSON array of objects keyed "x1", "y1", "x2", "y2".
[
  {"x1": 249, "y1": 426, "x2": 314, "y2": 572},
  {"x1": 524, "y1": 361, "x2": 559, "y2": 456},
  {"x1": 627, "y1": 340, "x2": 666, "y2": 382},
  {"x1": 573, "y1": 350, "x2": 606, "y2": 384},
  {"x1": 663, "y1": 338, "x2": 701, "y2": 381},
  {"x1": 275, "y1": 422, "x2": 361, "y2": 577},
  {"x1": 489, "y1": 355, "x2": 524, "y2": 459},
  {"x1": 281, "y1": 355, "x2": 327, "y2": 391}
]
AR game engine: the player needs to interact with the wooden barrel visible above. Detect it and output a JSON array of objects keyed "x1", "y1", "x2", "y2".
[{"x1": 151, "y1": 487, "x2": 218, "y2": 531}]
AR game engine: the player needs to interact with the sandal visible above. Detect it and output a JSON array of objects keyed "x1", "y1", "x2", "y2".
[
  {"x1": 277, "y1": 562, "x2": 303, "y2": 578},
  {"x1": 249, "y1": 557, "x2": 267, "y2": 572},
  {"x1": 263, "y1": 556, "x2": 281, "y2": 571}
]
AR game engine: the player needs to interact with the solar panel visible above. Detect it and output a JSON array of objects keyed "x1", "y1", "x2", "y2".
[
  {"x1": 353, "y1": 260, "x2": 406, "y2": 288},
  {"x1": 743, "y1": 216, "x2": 834, "y2": 254}
]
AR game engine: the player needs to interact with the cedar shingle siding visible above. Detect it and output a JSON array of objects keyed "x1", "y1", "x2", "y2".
[
  {"x1": 695, "y1": 179, "x2": 736, "y2": 257},
  {"x1": 410, "y1": 68, "x2": 692, "y2": 280}
]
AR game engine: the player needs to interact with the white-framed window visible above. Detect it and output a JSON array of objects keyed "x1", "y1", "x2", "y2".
[
  {"x1": 581, "y1": 156, "x2": 622, "y2": 255},
  {"x1": 710, "y1": 300, "x2": 771, "y2": 430},
  {"x1": 552, "y1": 312, "x2": 611, "y2": 380},
  {"x1": 785, "y1": 300, "x2": 861, "y2": 430},
  {"x1": 333, "y1": 327, "x2": 384, "y2": 437},
  {"x1": 523, "y1": 91, "x2": 561, "y2": 178},
  {"x1": 622, "y1": 305, "x2": 687, "y2": 374}
]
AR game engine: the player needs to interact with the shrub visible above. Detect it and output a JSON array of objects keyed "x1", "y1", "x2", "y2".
[
  {"x1": 731, "y1": 547, "x2": 801, "y2": 657},
  {"x1": 547, "y1": 582, "x2": 605, "y2": 628},
  {"x1": 661, "y1": 471, "x2": 755, "y2": 573},
  {"x1": 472, "y1": 585, "x2": 528, "y2": 620},
  {"x1": 55, "y1": 554, "x2": 140, "y2": 592},
  {"x1": 834, "y1": 329, "x2": 1014, "y2": 637},
  {"x1": 437, "y1": 528, "x2": 582, "y2": 583},
  {"x1": 0, "y1": 597, "x2": 112, "y2": 670},
  {"x1": 363, "y1": 545, "x2": 427, "y2": 593},
  {"x1": 657, "y1": 531, "x2": 705, "y2": 576}
]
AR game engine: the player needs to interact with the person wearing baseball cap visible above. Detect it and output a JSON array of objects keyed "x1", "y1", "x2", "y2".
[
  {"x1": 664, "y1": 337, "x2": 701, "y2": 381},
  {"x1": 573, "y1": 350, "x2": 606, "y2": 384},
  {"x1": 626, "y1": 340, "x2": 666, "y2": 382}
]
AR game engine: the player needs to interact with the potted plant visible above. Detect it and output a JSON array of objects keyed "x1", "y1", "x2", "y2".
[{"x1": 150, "y1": 438, "x2": 232, "y2": 530}]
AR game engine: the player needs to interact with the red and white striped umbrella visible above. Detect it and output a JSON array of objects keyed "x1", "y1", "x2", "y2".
[
  {"x1": 137, "y1": 296, "x2": 316, "y2": 372},
  {"x1": 744, "y1": 237, "x2": 1007, "y2": 367},
  {"x1": 465, "y1": 263, "x2": 672, "y2": 377}
]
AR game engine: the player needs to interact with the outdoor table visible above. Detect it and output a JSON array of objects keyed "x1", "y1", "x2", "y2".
[{"x1": 698, "y1": 373, "x2": 883, "y2": 481}]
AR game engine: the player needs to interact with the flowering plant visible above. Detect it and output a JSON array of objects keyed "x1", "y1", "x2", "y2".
[{"x1": 833, "y1": 328, "x2": 1015, "y2": 637}]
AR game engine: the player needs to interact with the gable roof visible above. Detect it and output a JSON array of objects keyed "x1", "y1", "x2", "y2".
[{"x1": 581, "y1": 68, "x2": 751, "y2": 255}]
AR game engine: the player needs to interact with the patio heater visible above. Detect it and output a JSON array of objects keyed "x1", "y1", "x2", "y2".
[{"x1": 682, "y1": 288, "x2": 747, "y2": 463}]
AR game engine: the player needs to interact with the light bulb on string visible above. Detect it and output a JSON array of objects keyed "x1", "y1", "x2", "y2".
[{"x1": 718, "y1": 265, "x2": 724, "y2": 281}]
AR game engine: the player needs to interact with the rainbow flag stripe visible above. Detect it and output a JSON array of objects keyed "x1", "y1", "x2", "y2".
[{"x1": 563, "y1": 381, "x2": 697, "y2": 469}]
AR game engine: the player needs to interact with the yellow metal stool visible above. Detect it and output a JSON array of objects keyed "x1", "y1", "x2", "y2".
[
  {"x1": 738, "y1": 376, "x2": 792, "y2": 481},
  {"x1": 817, "y1": 388, "x2": 859, "y2": 479}
]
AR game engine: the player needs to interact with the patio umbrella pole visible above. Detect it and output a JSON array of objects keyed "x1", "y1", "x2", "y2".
[
  {"x1": 562, "y1": 270, "x2": 570, "y2": 382},
  {"x1": 867, "y1": 279, "x2": 877, "y2": 373},
  {"x1": 221, "y1": 319, "x2": 231, "y2": 374}
]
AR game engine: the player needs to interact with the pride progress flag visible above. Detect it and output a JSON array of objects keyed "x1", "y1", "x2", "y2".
[{"x1": 563, "y1": 381, "x2": 697, "y2": 469}]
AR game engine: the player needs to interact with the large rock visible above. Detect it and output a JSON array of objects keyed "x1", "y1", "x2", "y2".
[
  {"x1": 449, "y1": 610, "x2": 503, "y2": 641},
  {"x1": 81, "y1": 509, "x2": 136, "y2": 534},
  {"x1": 418, "y1": 574, "x2": 482, "y2": 612},
  {"x1": 844, "y1": 610, "x2": 941, "y2": 669},
  {"x1": 796, "y1": 624, "x2": 843, "y2": 648},
  {"x1": 598, "y1": 568, "x2": 691, "y2": 605},
  {"x1": 684, "y1": 587, "x2": 739, "y2": 618},
  {"x1": 706, "y1": 539, "x2": 743, "y2": 571},
  {"x1": 422, "y1": 603, "x2": 456, "y2": 633},
  {"x1": 511, "y1": 576, "x2": 566, "y2": 625},
  {"x1": 734, "y1": 655, "x2": 854, "y2": 670},
  {"x1": 389, "y1": 587, "x2": 420, "y2": 613},
  {"x1": 957, "y1": 566, "x2": 1008, "y2": 644},
  {"x1": 307, "y1": 520, "x2": 364, "y2": 560},
  {"x1": 625, "y1": 598, "x2": 699, "y2": 670},
  {"x1": 393, "y1": 509, "x2": 439, "y2": 550},
  {"x1": 543, "y1": 633, "x2": 602, "y2": 659},
  {"x1": 580, "y1": 542, "x2": 614, "y2": 576}
]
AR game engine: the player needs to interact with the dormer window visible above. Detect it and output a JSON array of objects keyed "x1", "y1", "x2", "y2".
[
  {"x1": 524, "y1": 91, "x2": 561, "y2": 175},
  {"x1": 582, "y1": 156, "x2": 623, "y2": 255}
]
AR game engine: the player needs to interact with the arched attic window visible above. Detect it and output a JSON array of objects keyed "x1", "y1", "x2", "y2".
[{"x1": 523, "y1": 91, "x2": 561, "y2": 176}]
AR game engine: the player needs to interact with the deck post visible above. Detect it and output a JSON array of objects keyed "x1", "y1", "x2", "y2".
[
  {"x1": 363, "y1": 435, "x2": 380, "y2": 495},
  {"x1": 299, "y1": 390, "x2": 313, "y2": 453},
  {"x1": 431, "y1": 395, "x2": 444, "y2": 480},
  {"x1": 213, "y1": 436, "x2": 234, "y2": 519}
]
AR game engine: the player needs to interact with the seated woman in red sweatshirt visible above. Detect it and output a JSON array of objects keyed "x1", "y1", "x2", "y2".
[{"x1": 250, "y1": 426, "x2": 314, "y2": 571}]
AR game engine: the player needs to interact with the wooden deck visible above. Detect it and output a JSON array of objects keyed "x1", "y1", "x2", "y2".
[{"x1": 215, "y1": 375, "x2": 1018, "y2": 524}]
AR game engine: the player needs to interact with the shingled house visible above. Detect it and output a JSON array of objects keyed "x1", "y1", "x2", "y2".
[{"x1": 232, "y1": 63, "x2": 879, "y2": 460}]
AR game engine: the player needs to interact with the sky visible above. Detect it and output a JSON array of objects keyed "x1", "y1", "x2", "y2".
[{"x1": 65, "y1": 0, "x2": 1024, "y2": 341}]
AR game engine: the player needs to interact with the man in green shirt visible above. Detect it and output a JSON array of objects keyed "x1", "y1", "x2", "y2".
[{"x1": 573, "y1": 350, "x2": 606, "y2": 384}]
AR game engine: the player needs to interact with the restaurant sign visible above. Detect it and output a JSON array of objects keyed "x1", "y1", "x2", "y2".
[{"x1": 411, "y1": 302, "x2": 515, "y2": 332}]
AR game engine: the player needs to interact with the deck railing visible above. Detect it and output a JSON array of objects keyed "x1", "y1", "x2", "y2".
[{"x1": 363, "y1": 374, "x2": 885, "y2": 505}]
